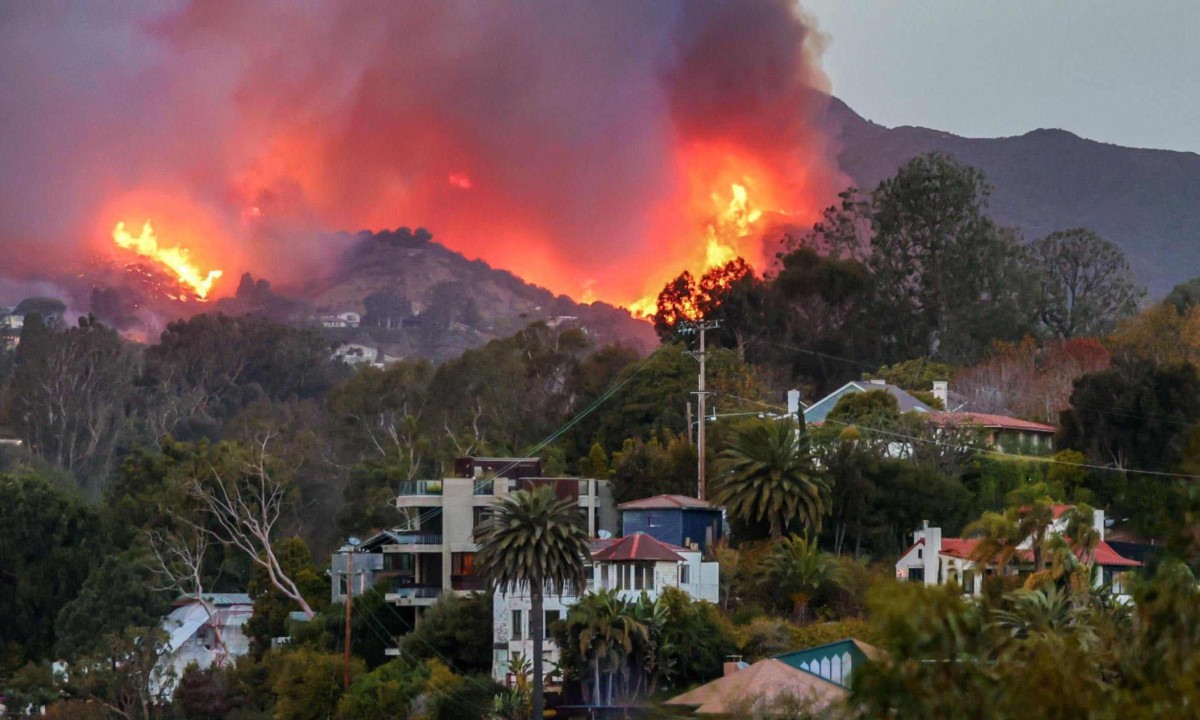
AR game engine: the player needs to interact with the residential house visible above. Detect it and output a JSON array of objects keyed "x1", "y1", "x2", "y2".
[
  {"x1": 492, "y1": 532, "x2": 719, "y2": 684},
  {"x1": 896, "y1": 506, "x2": 1141, "y2": 601},
  {"x1": 154, "y1": 594, "x2": 253, "y2": 696},
  {"x1": 332, "y1": 342, "x2": 379, "y2": 366},
  {"x1": 320, "y1": 311, "x2": 362, "y2": 328},
  {"x1": 340, "y1": 457, "x2": 616, "y2": 652},
  {"x1": 619, "y1": 494, "x2": 724, "y2": 554},
  {"x1": 0, "y1": 308, "x2": 21, "y2": 350},
  {"x1": 665, "y1": 657, "x2": 847, "y2": 716},
  {"x1": 330, "y1": 538, "x2": 386, "y2": 602},
  {"x1": 774, "y1": 637, "x2": 883, "y2": 689},
  {"x1": 803, "y1": 378, "x2": 1056, "y2": 452},
  {"x1": 803, "y1": 379, "x2": 933, "y2": 425}
]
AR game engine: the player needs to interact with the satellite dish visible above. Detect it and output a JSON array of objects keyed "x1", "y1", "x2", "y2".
[{"x1": 597, "y1": 529, "x2": 612, "y2": 539}]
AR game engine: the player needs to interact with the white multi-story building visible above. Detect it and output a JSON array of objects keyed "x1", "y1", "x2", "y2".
[
  {"x1": 341, "y1": 457, "x2": 617, "y2": 650},
  {"x1": 491, "y1": 532, "x2": 719, "y2": 684}
]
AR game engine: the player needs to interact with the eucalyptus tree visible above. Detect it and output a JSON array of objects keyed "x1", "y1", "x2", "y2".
[{"x1": 475, "y1": 487, "x2": 590, "y2": 719}]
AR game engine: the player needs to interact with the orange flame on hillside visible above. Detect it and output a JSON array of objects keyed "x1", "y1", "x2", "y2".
[
  {"x1": 627, "y1": 179, "x2": 770, "y2": 318},
  {"x1": 111, "y1": 220, "x2": 224, "y2": 299}
]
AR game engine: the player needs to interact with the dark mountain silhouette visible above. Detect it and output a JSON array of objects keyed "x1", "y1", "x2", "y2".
[{"x1": 825, "y1": 97, "x2": 1200, "y2": 296}]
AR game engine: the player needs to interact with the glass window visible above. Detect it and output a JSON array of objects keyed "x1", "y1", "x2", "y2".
[
  {"x1": 544, "y1": 610, "x2": 560, "y2": 638},
  {"x1": 511, "y1": 610, "x2": 523, "y2": 640},
  {"x1": 679, "y1": 563, "x2": 690, "y2": 585},
  {"x1": 452, "y1": 552, "x2": 476, "y2": 576}
]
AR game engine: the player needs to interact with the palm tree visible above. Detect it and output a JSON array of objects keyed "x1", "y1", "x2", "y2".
[
  {"x1": 567, "y1": 589, "x2": 648, "y2": 705},
  {"x1": 760, "y1": 534, "x2": 847, "y2": 622},
  {"x1": 476, "y1": 487, "x2": 591, "y2": 719},
  {"x1": 713, "y1": 418, "x2": 831, "y2": 539}
]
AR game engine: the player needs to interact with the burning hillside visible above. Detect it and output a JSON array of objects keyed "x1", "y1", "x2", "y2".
[{"x1": 1, "y1": 1, "x2": 843, "y2": 313}]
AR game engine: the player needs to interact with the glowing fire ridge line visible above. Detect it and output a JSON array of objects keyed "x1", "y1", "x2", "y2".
[{"x1": 111, "y1": 220, "x2": 223, "y2": 299}]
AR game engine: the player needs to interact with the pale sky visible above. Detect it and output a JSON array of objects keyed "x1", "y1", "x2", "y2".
[{"x1": 803, "y1": 0, "x2": 1200, "y2": 153}]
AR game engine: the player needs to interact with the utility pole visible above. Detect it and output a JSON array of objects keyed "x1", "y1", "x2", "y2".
[
  {"x1": 342, "y1": 552, "x2": 356, "y2": 691},
  {"x1": 693, "y1": 320, "x2": 720, "y2": 501}
]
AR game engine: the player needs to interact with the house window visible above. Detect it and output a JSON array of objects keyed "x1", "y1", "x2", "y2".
[
  {"x1": 908, "y1": 568, "x2": 925, "y2": 583},
  {"x1": 544, "y1": 610, "x2": 560, "y2": 639},
  {"x1": 634, "y1": 564, "x2": 645, "y2": 590},
  {"x1": 679, "y1": 563, "x2": 690, "y2": 585},
  {"x1": 472, "y1": 507, "x2": 490, "y2": 538},
  {"x1": 452, "y1": 552, "x2": 476, "y2": 576},
  {"x1": 648, "y1": 513, "x2": 663, "y2": 528},
  {"x1": 962, "y1": 570, "x2": 976, "y2": 594},
  {"x1": 511, "y1": 610, "x2": 523, "y2": 641},
  {"x1": 917, "y1": 548, "x2": 923, "y2": 559}
]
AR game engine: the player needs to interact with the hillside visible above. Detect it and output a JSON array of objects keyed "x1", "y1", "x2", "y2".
[
  {"x1": 825, "y1": 97, "x2": 1200, "y2": 296},
  {"x1": 303, "y1": 228, "x2": 657, "y2": 362}
]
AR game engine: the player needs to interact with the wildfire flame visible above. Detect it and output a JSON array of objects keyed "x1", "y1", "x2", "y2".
[
  {"x1": 111, "y1": 220, "x2": 223, "y2": 299},
  {"x1": 628, "y1": 180, "x2": 767, "y2": 318}
]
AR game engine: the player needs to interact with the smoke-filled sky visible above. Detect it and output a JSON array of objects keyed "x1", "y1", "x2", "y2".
[{"x1": 0, "y1": 0, "x2": 843, "y2": 309}]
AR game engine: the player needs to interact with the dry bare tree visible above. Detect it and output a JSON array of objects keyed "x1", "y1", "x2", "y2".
[
  {"x1": 145, "y1": 526, "x2": 231, "y2": 662},
  {"x1": 182, "y1": 432, "x2": 316, "y2": 618}
]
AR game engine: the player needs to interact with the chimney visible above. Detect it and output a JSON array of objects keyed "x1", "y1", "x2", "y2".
[
  {"x1": 932, "y1": 380, "x2": 948, "y2": 406},
  {"x1": 923, "y1": 523, "x2": 941, "y2": 587},
  {"x1": 787, "y1": 389, "x2": 801, "y2": 418},
  {"x1": 723, "y1": 656, "x2": 745, "y2": 677}
]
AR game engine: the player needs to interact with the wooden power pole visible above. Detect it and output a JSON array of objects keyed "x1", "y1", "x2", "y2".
[
  {"x1": 693, "y1": 320, "x2": 719, "y2": 501},
  {"x1": 342, "y1": 552, "x2": 355, "y2": 691}
]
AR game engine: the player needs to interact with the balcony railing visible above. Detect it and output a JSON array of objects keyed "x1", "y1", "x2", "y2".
[
  {"x1": 397, "y1": 480, "x2": 443, "y2": 496},
  {"x1": 389, "y1": 532, "x2": 443, "y2": 545},
  {"x1": 451, "y1": 574, "x2": 486, "y2": 591},
  {"x1": 388, "y1": 585, "x2": 443, "y2": 600}
]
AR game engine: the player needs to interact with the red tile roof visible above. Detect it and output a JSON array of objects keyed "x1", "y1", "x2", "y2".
[
  {"x1": 934, "y1": 412, "x2": 1056, "y2": 433},
  {"x1": 591, "y1": 532, "x2": 685, "y2": 562},
  {"x1": 1092, "y1": 540, "x2": 1142, "y2": 567},
  {"x1": 939, "y1": 538, "x2": 980, "y2": 560},
  {"x1": 618, "y1": 494, "x2": 715, "y2": 510}
]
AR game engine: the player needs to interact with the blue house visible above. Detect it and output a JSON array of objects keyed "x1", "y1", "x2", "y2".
[
  {"x1": 619, "y1": 495, "x2": 724, "y2": 554},
  {"x1": 803, "y1": 380, "x2": 933, "y2": 425},
  {"x1": 774, "y1": 638, "x2": 884, "y2": 689}
]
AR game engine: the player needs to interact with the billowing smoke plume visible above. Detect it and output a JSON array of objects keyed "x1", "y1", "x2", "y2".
[{"x1": 0, "y1": 0, "x2": 843, "y2": 308}]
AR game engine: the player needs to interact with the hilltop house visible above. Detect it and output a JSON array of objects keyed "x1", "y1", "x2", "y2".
[
  {"x1": 332, "y1": 341, "x2": 379, "y2": 366},
  {"x1": 491, "y1": 531, "x2": 719, "y2": 685},
  {"x1": 618, "y1": 494, "x2": 725, "y2": 554},
  {"x1": 896, "y1": 506, "x2": 1141, "y2": 601},
  {"x1": 321, "y1": 311, "x2": 362, "y2": 328}
]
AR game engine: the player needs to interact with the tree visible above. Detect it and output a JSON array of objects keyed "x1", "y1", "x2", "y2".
[
  {"x1": 180, "y1": 437, "x2": 319, "y2": 620},
  {"x1": 55, "y1": 551, "x2": 171, "y2": 661},
  {"x1": 607, "y1": 434, "x2": 696, "y2": 505},
  {"x1": 0, "y1": 472, "x2": 102, "y2": 668},
  {"x1": 558, "y1": 589, "x2": 647, "y2": 705},
  {"x1": 713, "y1": 418, "x2": 831, "y2": 539},
  {"x1": 758, "y1": 535, "x2": 846, "y2": 622},
  {"x1": 244, "y1": 537, "x2": 325, "y2": 654},
  {"x1": 1031, "y1": 228, "x2": 1144, "y2": 338},
  {"x1": 474, "y1": 487, "x2": 590, "y2": 720},
  {"x1": 854, "y1": 153, "x2": 1036, "y2": 362},
  {"x1": 397, "y1": 592, "x2": 494, "y2": 675},
  {"x1": 63, "y1": 626, "x2": 175, "y2": 720},
  {"x1": 7, "y1": 314, "x2": 136, "y2": 488},
  {"x1": 267, "y1": 648, "x2": 363, "y2": 720},
  {"x1": 1059, "y1": 358, "x2": 1200, "y2": 473}
]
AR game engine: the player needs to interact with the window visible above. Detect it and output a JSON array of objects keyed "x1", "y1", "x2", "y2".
[
  {"x1": 962, "y1": 570, "x2": 976, "y2": 595},
  {"x1": 472, "y1": 507, "x2": 490, "y2": 537},
  {"x1": 908, "y1": 568, "x2": 925, "y2": 583},
  {"x1": 511, "y1": 610, "x2": 523, "y2": 640},
  {"x1": 679, "y1": 563, "x2": 691, "y2": 585},
  {"x1": 634, "y1": 564, "x2": 645, "y2": 590},
  {"x1": 452, "y1": 552, "x2": 476, "y2": 576},
  {"x1": 648, "y1": 513, "x2": 663, "y2": 528},
  {"x1": 544, "y1": 610, "x2": 561, "y2": 638},
  {"x1": 916, "y1": 548, "x2": 923, "y2": 559}
]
